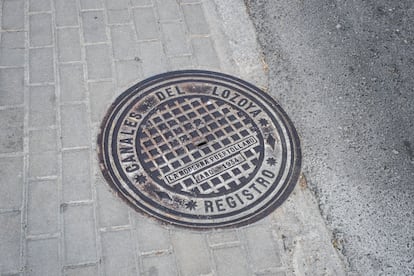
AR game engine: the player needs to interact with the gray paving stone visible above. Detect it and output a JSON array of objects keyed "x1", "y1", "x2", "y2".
[
  {"x1": 168, "y1": 55, "x2": 193, "y2": 70},
  {"x1": 64, "y1": 264, "x2": 98, "y2": 276},
  {"x1": 29, "y1": 13, "x2": 53, "y2": 47},
  {"x1": 135, "y1": 215, "x2": 170, "y2": 252},
  {"x1": 0, "y1": 68, "x2": 24, "y2": 106},
  {"x1": 0, "y1": 124, "x2": 23, "y2": 153},
  {"x1": 131, "y1": 0, "x2": 152, "y2": 6},
  {"x1": 63, "y1": 204, "x2": 97, "y2": 265},
  {"x1": 214, "y1": 246, "x2": 250, "y2": 276},
  {"x1": 161, "y1": 22, "x2": 191, "y2": 56},
  {"x1": 208, "y1": 230, "x2": 238, "y2": 245},
  {"x1": 182, "y1": 3, "x2": 209, "y2": 35},
  {"x1": 85, "y1": 44, "x2": 112, "y2": 79},
  {"x1": 244, "y1": 225, "x2": 282, "y2": 270},
  {"x1": 81, "y1": 11, "x2": 107, "y2": 43},
  {"x1": 101, "y1": 230, "x2": 137, "y2": 275},
  {"x1": 192, "y1": 37, "x2": 220, "y2": 69},
  {"x1": 133, "y1": 7, "x2": 159, "y2": 40},
  {"x1": 79, "y1": 0, "x2": 102, "y2": 10},
  {"x1": 0, "y1": 108, "x2": 23, "y2": 153},
  {"x1": 57, "y1": 28, "x2": 82, "y2": 62},
  {"x1": 0, "y1": 107, "x2": 23, "y2": 127},
  {"x1": 115, "y1": 60, "x2": 141, "y2": 87},
  {"x1": 171, "y1": 231, "x2": 212, "y2": 276},
  {"x1": 55, "y1": 0, "x2": 78, "y2": 27},
  {"x1": 29, "y1": 0, "x2": 51, "y2": 12},
  {"x1": 0, "y1": 212, "x2": 21, "y2": 273},
  {"x1": 29, "y1": 85, "x2": 56, "y2": 127},
  {"x1": 155, "y1": 0, "x2": 180, "y2": 21},
  {"x1": 61, "y1": 104, "x2": 90, "y2": 148},
  {"x1": 29, "y1": 47, "x2": 54, "y2": 83},
  {"x1": 96, "y1": 175, "x2": 130, "y2": 227},
  {"x1": 27, "y1": 238, "x2": 59, "y2": 276},
  {"x1": 107, "y1": 9, "x2": 130, "y2": 24},
  {"x1": 27, "y1": 180, "x2": 58, "y2": 235},
  {"x1": 142, "y1": 254, "x2": 177, "y2": 276},
  {"x1": 62, "y1": 149, "x2": 91, "y2": 202},
  {"x1": 29, "y1": 151, "x2": 58, "y2": 177},
  {"x1": 88, "y1": 81, "x2": 114, "y2": 123},
  {"x1": 110, "y1": 25, "x2": 137, "y2": 60},
  {"x1": 59, "y1": 63, "x2": 86, "y2": 102},
  {"x1": 29, "y1": 128, "x2": 57, "y2": 153},
  {"x1": 0, "y1": 31, "x2": 25, "y2": 66},
  {"x1": 0, "y1": 157, "x2": 23, "y2": 210},
  {"x1": 105, "y1": 0, "x2": 129, "y2": 10},
  {"x1": 1, "y1": 0, "x2": 24, "y2": 30},
  {"x1": 139, "y1": 40, "x2": 167, "y2": 77}
]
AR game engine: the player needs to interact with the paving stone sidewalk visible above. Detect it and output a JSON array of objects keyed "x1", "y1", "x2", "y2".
[{"x1": 0, "y1": 0, "x2": 346, "y2": 275}]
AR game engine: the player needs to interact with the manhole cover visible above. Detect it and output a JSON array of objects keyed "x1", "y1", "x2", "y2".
[{"x1": 98, "y1": 70, "x2": 301, "y2": 229}]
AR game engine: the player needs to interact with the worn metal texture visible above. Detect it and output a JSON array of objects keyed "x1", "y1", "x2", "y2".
[{"x1": 98, "y1": 70, "x2": 301, "y2": 229}]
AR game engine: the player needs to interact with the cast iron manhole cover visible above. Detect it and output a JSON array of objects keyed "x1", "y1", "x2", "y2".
[{"x1": 98, "y1": 70, "x2": 301, "y2": 229}]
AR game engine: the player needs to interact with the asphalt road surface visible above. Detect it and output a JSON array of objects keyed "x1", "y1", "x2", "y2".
[{"x1": 246, "y1": 0, "x2": 414, "y2": 275}]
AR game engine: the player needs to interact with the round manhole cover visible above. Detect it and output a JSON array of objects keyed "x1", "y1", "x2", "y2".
[{"x1": 98, "y1": 70, "x2": 301, "y2": 229}]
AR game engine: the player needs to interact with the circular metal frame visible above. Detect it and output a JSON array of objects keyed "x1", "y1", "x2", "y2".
[{"x1": 97, "y1": 70, "x2": 301, "y2": 229}]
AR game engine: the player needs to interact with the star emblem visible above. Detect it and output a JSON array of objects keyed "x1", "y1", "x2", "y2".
[
  {"x1": 134, "y1": 174, "x2": 147, "y2": 184},
  {"x1": 266, "y1": 157, "x2": 277, "y2": 166},
  {"x1": 185, "y1": 200, "x2": 197, "y2": 211},
  {"x1": 259, "y1": 118, "x2": 269, "y2": 126}
]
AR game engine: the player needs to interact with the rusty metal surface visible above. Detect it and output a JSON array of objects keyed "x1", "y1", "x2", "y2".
[{"x1": 97, "y1": 70, "x2": 301, "y2": 229}]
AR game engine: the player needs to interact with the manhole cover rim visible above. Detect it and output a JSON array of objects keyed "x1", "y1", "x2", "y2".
[{"x1": 97, "y1": 70, "x2": 302, "y2": 229}]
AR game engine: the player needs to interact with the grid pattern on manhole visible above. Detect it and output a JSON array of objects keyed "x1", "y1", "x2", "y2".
[{"x1": 138, "y1": 96, "x2": 262, "y2": 196}]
